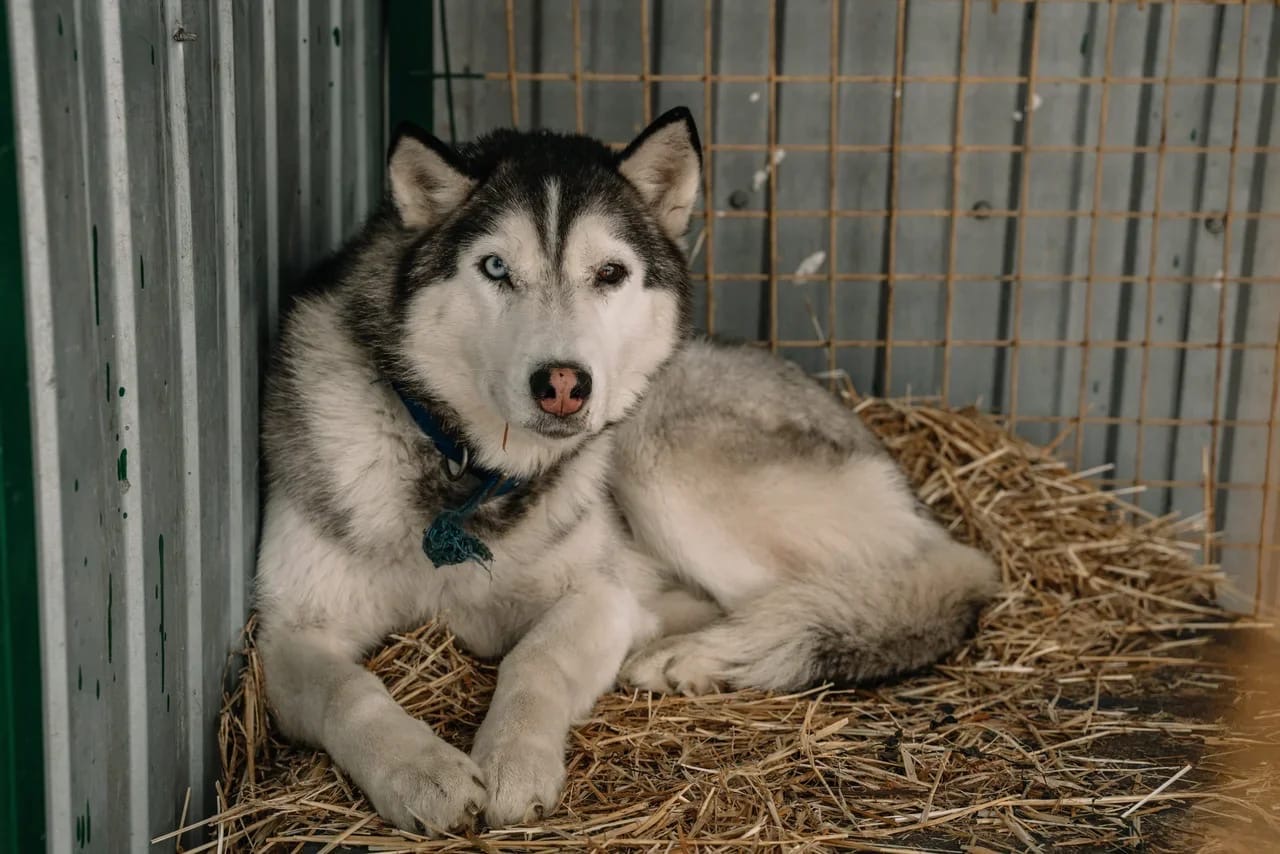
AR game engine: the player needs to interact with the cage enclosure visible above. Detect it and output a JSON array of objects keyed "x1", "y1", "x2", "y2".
[{"x1": 5, "y1": 0, "x2": 1279, "y2": 851}]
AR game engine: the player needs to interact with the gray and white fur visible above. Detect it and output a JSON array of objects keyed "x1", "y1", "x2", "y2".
[
  {"x1": 614, "y1": 341, "x2": 999, "y2": 694},
  {"x1": 254, "y1": 110, "x2": 699, "y2": 834},
  {"x1": 253, "y1": 106, "x2": 996, "y2": 835}
]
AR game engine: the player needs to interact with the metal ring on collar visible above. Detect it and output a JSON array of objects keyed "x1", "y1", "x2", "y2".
[{"x1": 444, "y1": 446, "x2": 470, "y2": 480}]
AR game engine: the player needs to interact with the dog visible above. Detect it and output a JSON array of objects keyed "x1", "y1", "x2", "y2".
[{"x1": 253, "y1": 105, "x2": 997, "y2": 835}]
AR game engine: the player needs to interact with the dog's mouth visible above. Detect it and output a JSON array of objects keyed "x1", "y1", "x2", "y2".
[{"x1": 525, "y1": 411, "x2": 590, "y2": 439}]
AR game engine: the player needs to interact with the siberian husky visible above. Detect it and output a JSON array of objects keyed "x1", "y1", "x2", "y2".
[{"x1": 253, "y1": 106, "x2": 996, "y2": 835}]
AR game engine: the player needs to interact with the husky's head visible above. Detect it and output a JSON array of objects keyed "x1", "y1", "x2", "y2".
[{"x1": 381, "y1": 108, "x2": 701, "y2": 473}]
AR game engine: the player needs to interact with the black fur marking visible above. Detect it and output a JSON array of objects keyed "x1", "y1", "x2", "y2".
[
  {"x1": 395, "y1": 203, "x2": 503, "y2": 307},
  {"x1": 403, "y1": 405, "x2": 616, "y2": 544},
  {"x1": 260, "y1": 217, "x2": 416, "y2": 544},
  {"x1": 410, "y1": 431, "x2": 609, "y2": 547},
  {"x1": 464, "y1": 455, "x2": 569, "y2": 540},
  {"x1": 806, "y1": 593, "x2": 988, "y2": 689},
  {"x1": 260, "y1": 343, "x2": 356, "y2": 544},
  {"x1": 388, "y1": 121, "x2": 472, "y2": 174},
  {"x1": 392, "y1": 128, "x2": 693, "y2": 305},
  {"x1": 617, "y1": 106, "x2": 703, "y2": 170}
]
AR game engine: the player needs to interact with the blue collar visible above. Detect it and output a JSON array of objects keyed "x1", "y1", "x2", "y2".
[{"x1": 390, "y1": 381, "x2": 523, "y2": 501}]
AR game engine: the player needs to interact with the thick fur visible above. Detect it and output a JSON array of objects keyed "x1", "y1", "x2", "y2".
[
  {"x1": 256, "y1": 105, "x2": 996, "y2": 834},
  {"x1": 614, "y1": 340, "x2": 1000, "y2": 694},
  {"x1": 254, "y1": 109, "x2": 701, "y2": 833}
]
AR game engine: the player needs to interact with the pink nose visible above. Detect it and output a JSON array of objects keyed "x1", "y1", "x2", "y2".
[{"x1": 529, "y1": 365, "x2": 592, "y2": 417}]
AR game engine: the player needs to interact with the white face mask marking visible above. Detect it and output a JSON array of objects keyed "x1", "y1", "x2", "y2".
[{"x1": 399, "y1": 195, "x2": 683, "y2": 471}]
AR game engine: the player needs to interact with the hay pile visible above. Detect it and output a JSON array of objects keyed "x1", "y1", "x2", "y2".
[{"x1": 170, "y1": 399, "x2": 1280, "y2": 852}]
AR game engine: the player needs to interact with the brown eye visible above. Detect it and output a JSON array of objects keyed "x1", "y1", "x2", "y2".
[{"x1": 595, "y1": 263, "x2": 627, "y2": 286}]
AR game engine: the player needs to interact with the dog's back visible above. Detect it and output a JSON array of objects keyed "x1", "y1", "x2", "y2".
[{"x1": 614, "y1": 339, "x2": 999, "y2": 693}]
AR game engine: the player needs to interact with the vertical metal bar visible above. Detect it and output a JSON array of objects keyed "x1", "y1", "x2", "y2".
[
  {"x1": 216, "y1": 0, "x2": 247, "y2": 665},
  {"x1": 1074, "y1": 2, "x2": 1121, "y2": 471},
  {"x1": 767, "y1": 0, "x2": 779, "y2": 352},
  {"x1": 295, "y1": 0, "x2": 311, "y2": 260},
  {"x1": 504, "y1": 0, "x2": 520, "y2": 126},
  {"x1": 95, "y1": 0, "x2": 150, "y2": 845},
  {"x1": 351, "y1": 1, "x2": 370, "y2": 220},
  {"x1": 1209, "y1": 5, "x2": 1252, "y2": 571},
  {"x1": 263, "y1": 0, "x2": 280, "y2": 337},
  {"x1": 437, "y1": 0, "x2": 457, "y2": 143},
  {"x1": 371, "y1": 1, "x2": 385, "y2": 206},
  {"x1": 640, "y1": 0, "x2": 651, "y2": 125},
  {"x1": 0, "y1": 10, "x2": 45, "y2": 823},
  {"x1": 1006, "y1": 4, "x2": 1043, "y2": 428},
  {"x1": 1134, "y1": 2, "x2": 1181, "y2": 495},
  {"x1": 882, "y1": 0, "x2": 908, "y2": 390},
  {"x1": 7, "y1": 2, "x2": 66, "y2": 848},
  {"x1": 702, "y1": 0, "x2": 715, "y2": 334},
  {"x1": 160, "y1": 0, "x2": 205, "y2": 826},
  {"x1": 385, "y1": 0, "x2": 434, "y2": 132},
  {"x1": 942, "y1": 0, "x2": 974, "y2": 404},
  {"x1": 328, "y1": 0, "x2": 343, "y2": 249},
  {"x1": 572, "y1": 0, "x2": 584, "y2": 133},
  {"x1": 1203, "y1": 444, "x2": 1214, "y2": 573},
  {"x1": 1259, "y1": 320, "x2": 1280, "y2": 611},
  {"x1": 826, "y1": 0, "x2": 840, "y2": 377}
]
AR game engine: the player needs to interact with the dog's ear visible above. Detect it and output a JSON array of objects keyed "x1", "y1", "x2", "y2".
[
  {"x1": 387, "y1": 123, "x2": 474, "y2": 230},
  {"x1": 617, "y1": 107, "x2": 702, "y2": 241}
]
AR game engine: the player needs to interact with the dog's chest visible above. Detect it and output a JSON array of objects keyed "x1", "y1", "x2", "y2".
[{"x1": 427, "y1": 465, "x2": 612, "y2": 656}]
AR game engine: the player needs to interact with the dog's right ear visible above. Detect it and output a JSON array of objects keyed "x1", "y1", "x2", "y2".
[{"x1": 387, "y1": 123, "x2": 474, "y2": 230}]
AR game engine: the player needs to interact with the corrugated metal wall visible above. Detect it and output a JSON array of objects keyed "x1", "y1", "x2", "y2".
[
  {"x1": 429, "y1": 0, "x2": 1280, "y2": 611},
  {"x1": 10, "y1": 1, "x2": 383, "y2": 850},
  {"x1": 7, "y1": 0, "x2": 1277, "y2": 849}
]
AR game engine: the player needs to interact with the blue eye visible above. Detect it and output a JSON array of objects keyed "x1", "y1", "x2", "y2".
[{"x1": 480, "y1": 254, "x2": 509, "y2": 281}]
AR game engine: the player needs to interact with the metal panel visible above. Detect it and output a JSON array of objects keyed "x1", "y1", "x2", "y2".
[
  {"x1": 425, "y1": 0, "x2": 1279, "y2": 608},
  {"x1": 8, "y1": 1, "x2": 1275, "y2": 848},
  {"x1": 0, "y1": 4, "x2": 47, "y2": 851},
  {"x1": 9, "y1": 0, "x2": 384, "y2": 849}
]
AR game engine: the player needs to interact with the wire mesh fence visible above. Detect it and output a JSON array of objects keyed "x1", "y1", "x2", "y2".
[{"x1": 415, "y1": 0, "x2": 1280, "y2": 613}]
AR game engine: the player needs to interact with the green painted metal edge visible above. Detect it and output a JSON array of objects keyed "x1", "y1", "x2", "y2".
[
  {"x1": 386, "y1": 0, "x2": 434, "y2": 137},
  {"x1": 0, "y1": 3, "x2": 47, "y2": 852}
]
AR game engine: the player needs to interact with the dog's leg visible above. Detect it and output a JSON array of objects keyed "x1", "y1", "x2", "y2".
[
  {"x1": 471, "y1": 583, "x2": 654, "y2": 826},
  {"x1": 642, "y1": 584, "x2": 725, "y2": 636},
  {"x1": 258, "y1": 625, "x2": 488, "y2": 834}
]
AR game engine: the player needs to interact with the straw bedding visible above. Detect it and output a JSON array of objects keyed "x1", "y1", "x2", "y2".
[{"x1": 178, "y1": 397, "x2": 1280, "y2": 852}]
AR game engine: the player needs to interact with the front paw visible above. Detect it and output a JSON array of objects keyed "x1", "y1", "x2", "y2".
[
  {"x1": 358, "y1": 721, "x2": 488, "y2": 836},
  {"x1": 472, "y1": 737, "x2": 566, "y2": 827},
  {"x1": 621, "y1": 635, "x2": 722, "y2": 696}
]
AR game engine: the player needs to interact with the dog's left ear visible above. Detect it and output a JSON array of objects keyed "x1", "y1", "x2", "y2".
[
  {"x1": 617, "y1": 107, "x2": 702, "y2": 241},
  {"x1": 387, "y1": 123, "x2": 475, "y2": 230}
]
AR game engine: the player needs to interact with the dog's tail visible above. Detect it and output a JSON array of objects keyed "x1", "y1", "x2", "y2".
[{"x1": 673, "y1": 539, "x2": 998, "y2": 692}]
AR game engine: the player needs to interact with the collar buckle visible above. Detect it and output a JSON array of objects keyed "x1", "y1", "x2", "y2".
[{"x1": 443, "y1": 446, "x2": 470, "y2": 480}]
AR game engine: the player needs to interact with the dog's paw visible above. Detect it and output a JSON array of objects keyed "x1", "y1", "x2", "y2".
[
  {"x1": 621, "y1": 636, "x2": 723, "y2": 696},
  {"x1": 472, "y1": 736, "x2": 566, "y2": 827},
  {"x1": 360, "y1": 722, "x2": 487, "y2": 836}
]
